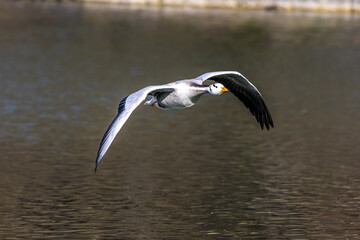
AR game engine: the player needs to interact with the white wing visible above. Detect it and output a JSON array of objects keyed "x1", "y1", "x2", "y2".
[
  {"x1": 195, "y1": 71, "x2": 260, "y2": 93},
  {"x1": 95, "y1": 85, "x2": 174, "y2": 171},
  {"x1": 195, "y1": 71, "x2": 240, "y2": 81}
]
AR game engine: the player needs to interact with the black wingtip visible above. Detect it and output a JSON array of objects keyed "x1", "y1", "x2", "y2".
[
  {"x1": 265, "y1": 119, "x2": 274, "y2": 131},
  {"x1": 259, "y1": 112, "x2": 274, "y2": 131}
]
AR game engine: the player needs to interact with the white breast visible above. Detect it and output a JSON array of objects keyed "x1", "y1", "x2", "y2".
[{"x1": 159, "y1": 83, "x2": 196, "y2": 110}]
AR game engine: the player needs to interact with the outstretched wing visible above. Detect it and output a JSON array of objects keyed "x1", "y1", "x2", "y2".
[
  {"x1": 95, "y1": 85, "x2": 174, "y2": 171},
  {"x1": 196, "y1": 71, "x2": 274, "y2": 130}
]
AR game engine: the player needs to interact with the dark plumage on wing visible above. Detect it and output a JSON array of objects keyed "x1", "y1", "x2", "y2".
[
  {"x1": 94, "y1": 71, "x2": 274, "y2": 171},
  {"x1": 209, "y1": 74, "x2": 274, "y2": 130}
]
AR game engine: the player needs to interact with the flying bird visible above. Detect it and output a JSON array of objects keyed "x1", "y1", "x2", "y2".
[{"x1": 95, "y1": 71, "x2": 273, "y2": 171}]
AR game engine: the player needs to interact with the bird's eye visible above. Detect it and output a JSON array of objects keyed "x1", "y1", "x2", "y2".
[{"x1": 214, "y1": 85, "x2": 218, "y2": 88}]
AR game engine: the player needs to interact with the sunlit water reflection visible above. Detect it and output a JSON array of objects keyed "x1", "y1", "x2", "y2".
[{"x1": 0, "y1": 1, "x2": 359, "y2": 239}]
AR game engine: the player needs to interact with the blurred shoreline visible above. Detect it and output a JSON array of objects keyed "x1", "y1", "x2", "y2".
[{"x1": 67, "y1": 0, "x2": 359, "y2": 13}]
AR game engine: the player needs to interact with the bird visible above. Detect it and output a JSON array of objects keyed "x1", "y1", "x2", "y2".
[{"x1": 95, "y1": 71, "x2": 273, "y2": 171}]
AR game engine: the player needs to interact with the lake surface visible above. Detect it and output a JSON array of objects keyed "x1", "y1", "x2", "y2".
[{"x1": 0, "y1": 1, "x2": 359, "y2": 239}]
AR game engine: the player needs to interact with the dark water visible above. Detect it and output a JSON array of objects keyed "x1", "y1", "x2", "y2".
[{"x1": 0, "y1": 1, "x2": 360, "y2": 239}]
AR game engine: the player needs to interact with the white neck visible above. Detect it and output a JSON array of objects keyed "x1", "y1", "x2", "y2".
[{"x1": 189, "y1": 86, "x2": 210, "y2": 93}]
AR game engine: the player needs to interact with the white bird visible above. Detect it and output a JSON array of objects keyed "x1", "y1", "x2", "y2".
[{"x1": 95, "y1": 71, "x2": 273, "y2": 171}]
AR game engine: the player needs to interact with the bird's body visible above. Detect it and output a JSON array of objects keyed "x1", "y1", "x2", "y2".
[
  {"x1": 146, "y1": 81, "x2": 208, "y2": 110},
  {"x1": 95, "y1": 71, "x2": 274, "y2": 171}
]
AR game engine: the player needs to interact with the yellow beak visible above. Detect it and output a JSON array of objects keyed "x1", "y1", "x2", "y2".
[{"x1": 220, "y1": 86, "x2": 228, "y2": 93}]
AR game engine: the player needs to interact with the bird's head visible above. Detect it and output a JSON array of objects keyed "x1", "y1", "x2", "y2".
[{"x1": 209, "y1": 83, "x2": 228, "y2": 95}]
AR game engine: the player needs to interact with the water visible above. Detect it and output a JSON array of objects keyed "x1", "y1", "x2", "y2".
[{"x1": 0, "y1": 1, "x2": 360, "y2": 239}]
